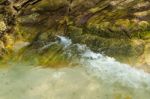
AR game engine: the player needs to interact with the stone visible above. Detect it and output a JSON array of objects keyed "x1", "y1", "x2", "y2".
[
  {"x1": 0, "y1": 21, "x2": 6, "y2": 32},
  {"x1": 3, "y1": 34, "x2": 14, "y2": 50},
  {"x1": 0, "y1": 40, "x2": 5, "y2": 58}
]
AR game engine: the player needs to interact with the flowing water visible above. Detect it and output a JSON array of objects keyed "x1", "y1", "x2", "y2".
[{"x1": 0, "y1": 36, "x2": 150, "y2": 99}]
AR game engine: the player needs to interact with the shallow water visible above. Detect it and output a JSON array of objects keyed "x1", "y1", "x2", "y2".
[
  {"x1": 0, "y1": 36, "x2": 150, "y2": 99},
  {"x1": 0, "y1": 62, "x2": 150, "y2": 99}
]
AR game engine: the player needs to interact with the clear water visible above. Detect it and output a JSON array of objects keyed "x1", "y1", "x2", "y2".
[{"x1": 0, "y1": 36, "x2": 150, "y2": 99}]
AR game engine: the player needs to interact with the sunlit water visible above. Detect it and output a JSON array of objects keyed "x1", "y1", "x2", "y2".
[{"x1": 0, "y1": 36, "x2": 150, "y2": 99}]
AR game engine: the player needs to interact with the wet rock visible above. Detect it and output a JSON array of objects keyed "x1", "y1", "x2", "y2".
[
  {"x1": 3, "y1": 34, "x2": 14, "y2": 50},
  {"x1": 144, "y1": 40, "x2": 150, "y2": 66},
  {"x1": 0, "y1": 40, "x2": 6, "y2": 58},
  {"x1": 0, "y1": 0, "x2": 150, "y2": 70},
  {"x1": 18, "y1": 13, "x2": 40, "y2": 24},
  {"x1": 68, "y1": 31, "x2": 145, "y2": 58},
  {"x1": 13, "y1": 41, "x2": 30, "y2": 52},
  {"x1": 0, "y1": 21, "x2": 6, "y2": 32},
  {"x1": 67, "y1": 26, "x2": 83, "y2": 39}
]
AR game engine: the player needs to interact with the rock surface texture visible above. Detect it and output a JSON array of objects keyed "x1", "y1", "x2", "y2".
[{"x1": 0, "y1": 0, "x2": 150, "y2": 71}]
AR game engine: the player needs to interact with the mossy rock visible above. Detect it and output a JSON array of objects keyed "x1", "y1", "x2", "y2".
[
  {"x1": 0, "y1": 21, "x2": 6, "y2": 32},
  {"x1": 31, "y1": 0, "x2": 68, "y2": 11},
  {"x1": 18, "y1": 13, "x2": 40, "y2": 24},
  {"x1": 68, "y1": 31, "x2": 145, "y2": 58},
  {"x1": 0, "y1": 40, "x2": 6, "y2": 58},
  {"x1": 68, "y1": 26, "x2": 83, "y2": 38},
  {"x1": 13, "y1": 42, "x2": 71, "y2": 68}
]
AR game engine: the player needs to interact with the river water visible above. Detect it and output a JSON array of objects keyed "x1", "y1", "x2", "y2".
[{"x1": 0, "y1": 36, "x2": 150, "y2": 99}]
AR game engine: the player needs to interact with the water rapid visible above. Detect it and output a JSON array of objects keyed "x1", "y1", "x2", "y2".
[{"x1": 0, "y1": 36, "x2": 150, "y2": 99}]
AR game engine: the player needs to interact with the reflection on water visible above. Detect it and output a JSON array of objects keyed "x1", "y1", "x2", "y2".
[{"x1": 0, "y1": 36, "x2": 150, "y2": 99}]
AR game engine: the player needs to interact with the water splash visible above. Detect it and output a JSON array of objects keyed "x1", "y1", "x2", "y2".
[
  {"x1": 56, "y1": 36, "x2": 72, "y2": 48},
  {"x1": 57, "y1": 36, "x2": 150, "y2": 90},
  {"x1": 0, "y1": 36, "x2": 150, "y2": 99}
]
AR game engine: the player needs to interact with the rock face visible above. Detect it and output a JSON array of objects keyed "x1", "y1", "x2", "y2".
[
  {"x1": 0, "y1": 0, "x2": 150, "y2": 70},
  {"x1": 14, "y1": 0, "x2": 150, "y2": 41}
]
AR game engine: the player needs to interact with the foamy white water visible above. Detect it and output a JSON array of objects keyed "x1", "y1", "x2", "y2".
[{"x1": 0, "y1": 36, "x2": 150, "y2": 99}]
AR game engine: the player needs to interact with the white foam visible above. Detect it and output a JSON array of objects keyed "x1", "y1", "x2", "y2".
[
  {"x1": 58, "y1": 36, "x2": 150, "y2": 90},
  {"x1": 56, "y1": 36, "x2": 72, "y2": 48},
  {"x1": 0, "y1": 36, "x2": 150, "y2": 99}
]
